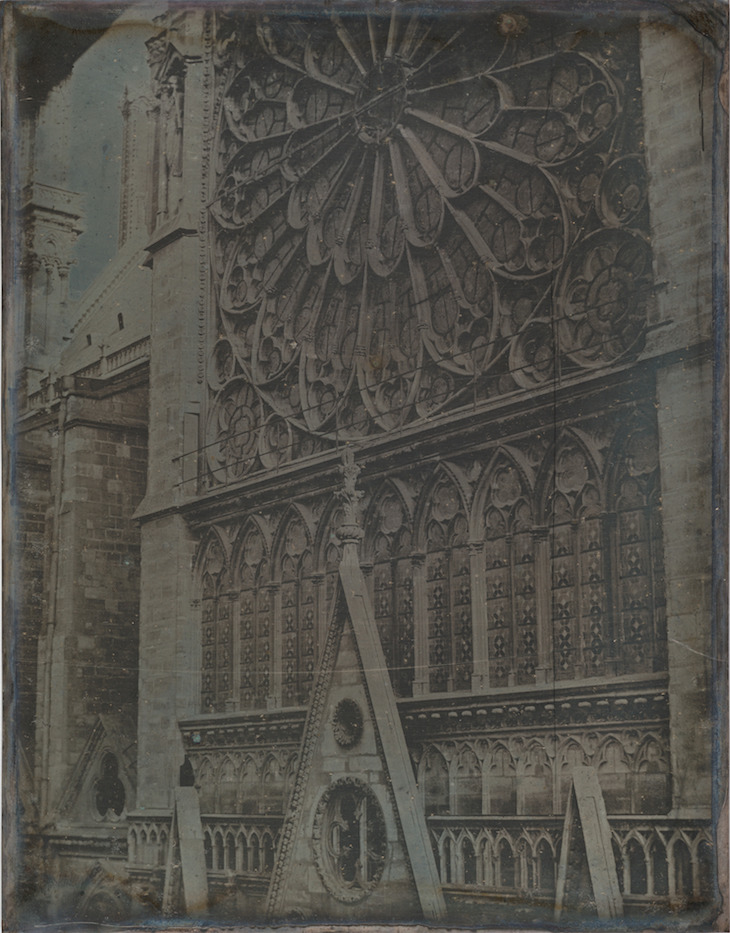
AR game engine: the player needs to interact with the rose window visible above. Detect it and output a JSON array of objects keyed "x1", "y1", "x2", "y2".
[
  {"x1": 208, "y1": 9, "x2": 651, "y2": 483},
  {"x1": 313, "y1": 778, "x2": 388, "y2": 902}
]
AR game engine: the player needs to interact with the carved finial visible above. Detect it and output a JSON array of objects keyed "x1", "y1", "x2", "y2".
[{"x1": 336, "y1": 446, "x2": 364, "y2": 546}]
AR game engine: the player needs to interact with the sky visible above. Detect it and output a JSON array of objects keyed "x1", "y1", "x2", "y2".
[{"x1": 43, "y1": 7, "x2": 160, "y2": 297}]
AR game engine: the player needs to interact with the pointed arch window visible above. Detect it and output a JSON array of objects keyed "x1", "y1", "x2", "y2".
[
  {"x1": 422, "y1": 747, "x2": 450, "y2": 816},
  {"x1": 261, "y1": 755, "x2": 285, "y2": 814},
  {"x1": 367, "y1": 486, "x2": 414, "y2": 696},
  {"x1": 483, "y1": 461, "x2": 537, "y2": 686},
  {"x1": 651, "y1": 838, "x2": 669, "y2": 896},
  {"x1": 454, "y1": 749, "x2": 482, "y2": 815},
  {"x1": 322, "y1": 505, "x2": 344, "y2": 623},
  {"x1": 613, "y1": 425, "x2": 667, "y2": 675},
  {"x1": 626, "y1": 837, "x2": 647, "y2": 895},
  {"x1": 279, "y1": 514, "x2": 316, "y2": 706},
  {"x1": 635, "y1": 738, "x2": 671, "y2": 814},
  {"x1": 424, "y1": 474, "x2": 472, "y2": 692},
  {"x1": 536, "y1": 839, "x2": 556, "y2": 894},
  {"x1": 697, "y1": 839, "x2": 714, "y2": 902},
  {"x1": 237, "y1": 523, "x2": 271, "y2": 710},
  {"x1": 672, "y1": 838, "x2": 692, "y2": 898},
  {"x1": 547, "y1": 443, "x2": 608, "y2": 680},
  {"x1": 488, "y1": 746, "x2": 517, "y2": 815},
  {"x1": 497, "y1": 838, "x2": 516, "y2": 888},
  {"x1": 199, "y1": 535, "x2": 232, "y2": 712},
  {"x1": 559, "y1": 743, "x2": 586, "y2": 812},
  {"x1": 240, "y1": 756, "x2": 259, "y2": 815},
  {"x1": 462, "y1": 837, "x2": 477, "y2": 885},
  {"x1": 597, "y1": 740, "x2": 631, "y2": 813},
  {"x1": 196, "y1": 758, "x2": 216, "y2": 813},
  {"x1": 520, "y1": 745, "x2": 552, "y2": 815},
  {"x1": 218, "y1": 758, "x2": 238, "y2": 813}
]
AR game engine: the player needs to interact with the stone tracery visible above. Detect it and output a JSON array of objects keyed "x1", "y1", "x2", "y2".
[
  {"x1": 196, "y1": 409, "x2": 666, "y2": 713},
  {"x1": 205, "y1": 10, "x2": 651, "y2": 485}
]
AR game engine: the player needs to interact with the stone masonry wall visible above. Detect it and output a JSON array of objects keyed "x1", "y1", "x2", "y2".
[
  {"x1": 40, "y1": 383, "x2": 148, "y2": 812},
  {"x1": 12, "y1": 432, "x2": 53, "y2": 765}
]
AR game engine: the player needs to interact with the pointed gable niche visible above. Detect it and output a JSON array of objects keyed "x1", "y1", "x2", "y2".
[{"x1": 266, "y1": 545, "x2": 445, "y2": 922}]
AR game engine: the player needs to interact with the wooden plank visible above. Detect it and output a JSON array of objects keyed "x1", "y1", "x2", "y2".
[
  {"x1": 555, "y1": 765, "x2": 623, "y2": 921},
  {"x1": 174, "y1": 786, "x2": 208, "y2": 914},
  {"x1": 339, "y1": 543, "x2": 446, "y2": 922}
]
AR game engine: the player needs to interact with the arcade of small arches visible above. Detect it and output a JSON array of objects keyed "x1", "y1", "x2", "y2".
[
  {"x1": 125, "y1": 818, "x2": 712, "y2": 905},
  {"x1": 192, "y1": 751, "x2": 299, "y2": 816},
  {"x1": 197, "y1": 415, "x2": 666, "y2": 712},
  {"x1": 432, "y1": 828, "x2": 560, "y2": 893},
  {"x1": 429, "y1": 824, "x2": 713, "y2": 903},
  {"x1": 169, "y1": 729, "x2": 669, "y2": 832},
  {"x1": 127, "y1": 822, "x2": 171, "y2": 868},
  {"x1": 203, "y1": 824, "x2": 279, "y2": 875},
  {"x1": 415, "y1": 732, "x2": 671, "y2": 819}
]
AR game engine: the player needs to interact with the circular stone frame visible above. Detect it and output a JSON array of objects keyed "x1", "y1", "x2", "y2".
[
  {"x1": 331, "y1": 698, "x2": 364, "y2": 748},
  {"x1": 313, "y1": 777, "x2": 388, "y2": 903}
]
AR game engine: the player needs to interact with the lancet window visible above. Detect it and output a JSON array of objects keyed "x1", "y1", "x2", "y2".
[
  {"x1": 612, "y1": 425, "x2": 666, "y2": 675},
  {"x1": 236, "y1": 523, "x2": 271, "y2": 710},
  {"x1": 483, "y1": 460, "x2": 538, "y2": 687},
  {"x1": 547, "y1": 442, "x2": 609, "y2": 680},
  {"x1": 366, "y1": 485, "x2": 415, "y2": 696},
  {"x1": 278, "y1": 514, "x2": 317, "y2": 706},
  {"x1": 200, "y1": 535, "x2": 233, "y2": 712},
  {"x1": 197, "y1": 418, "x2": 667, "y2": 712},
  {"x1": 423, "y1": 473, "x2": 472, "y2": 692}
]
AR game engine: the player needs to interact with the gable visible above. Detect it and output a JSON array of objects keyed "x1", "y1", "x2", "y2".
[
  {"x1": 266, "y1": 543, "x2": 444, "y2": 922},
  {"x1": 56, "y1": 714, "x2": 136, "y2": 826}
]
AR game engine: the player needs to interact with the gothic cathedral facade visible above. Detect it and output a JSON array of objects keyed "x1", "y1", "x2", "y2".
[{"x1": 9, "y1": 3, "x2": 726, "y2": 928}]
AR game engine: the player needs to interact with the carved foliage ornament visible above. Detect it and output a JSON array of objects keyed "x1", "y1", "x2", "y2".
[{"x1": 207, "y1": 9, "x2": 651, "y2": 482}]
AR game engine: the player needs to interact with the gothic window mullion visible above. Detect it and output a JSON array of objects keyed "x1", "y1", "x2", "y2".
[
  {"x1": 394, "y1": 557, "x2": 415, "y2": 697},
  {"x1": 648, "y1": 501, "x2": 667, "y2": 670},
  {"x1": 572, "y1": 520, "x2": 586, "y2": 680},
  {"x1": 374, "y1": 560, "x2": 395, "y2": 682},
  {"x1": 514, "y1": 531, "x2": 538, "y2": 686},
  {"x1": 426, "y1": 549, "x2": 450, "y2": 693},
  {"x1": 448, "y1": 548, "x2": 458, "y2": 690},
  {"x1": 299, "y1": 572, "x2": 316, "y2": 705},
  {"x1": 448, "y1": 540, "x2": 473, "y2": 692},
  {"x1": 618, "y1": 503, "x2": 652, "y2": 674},
  {"x1": 486, "y1": 533, "x2": 510, "y2": 688},
  {"x1": 551, "y1": 519, "x2": 578, "y2": 681},
  {"x1": 216, "y1": 596, "x2": 234, "y2": 710},
  {"x1": 468, "y1": 540, "x2": 489, "y2": 691},
  {"x1": 580, "y1": 516, "x2": 607, "y2": 679},
  {"x1": 312, "y1": 572, "x2": 327, "y2": 663},
  {"x1": 443, "y1": 549, "x2": 453, "y2": 691},
  {"x1": 240, "y1": 586, "x2": 256, "y2": 709},
  {"x1": 533, "y1": 528, "x2": 552, "y2": 683},
  {"x1": 257, "y1": 585, "x2": 273, "y2": 706},
  {"x1": 270, "y1": 583, "x2": 283, "y2": 706},
  {"x1": 281, "y1": 578, "x2": 298, "y2": 706},
  {"x1": 231, "y1": 597, "x2": 241, "y2": 708},
  {"x1": 506, "y1": 533, "x2": 517, "y2": 685},
  {"x1": 601, "y1": 511, "x2": 619, "y2": 675},
  {"x1": 411, "y1": 553, "x2": 428, "y2": 695},
  {"x1": 201, "y1": 595, "x2": 216, "y2": 711},
  {"x1": 389, "y1": 560, "x2": 399, "y2": 681}
]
